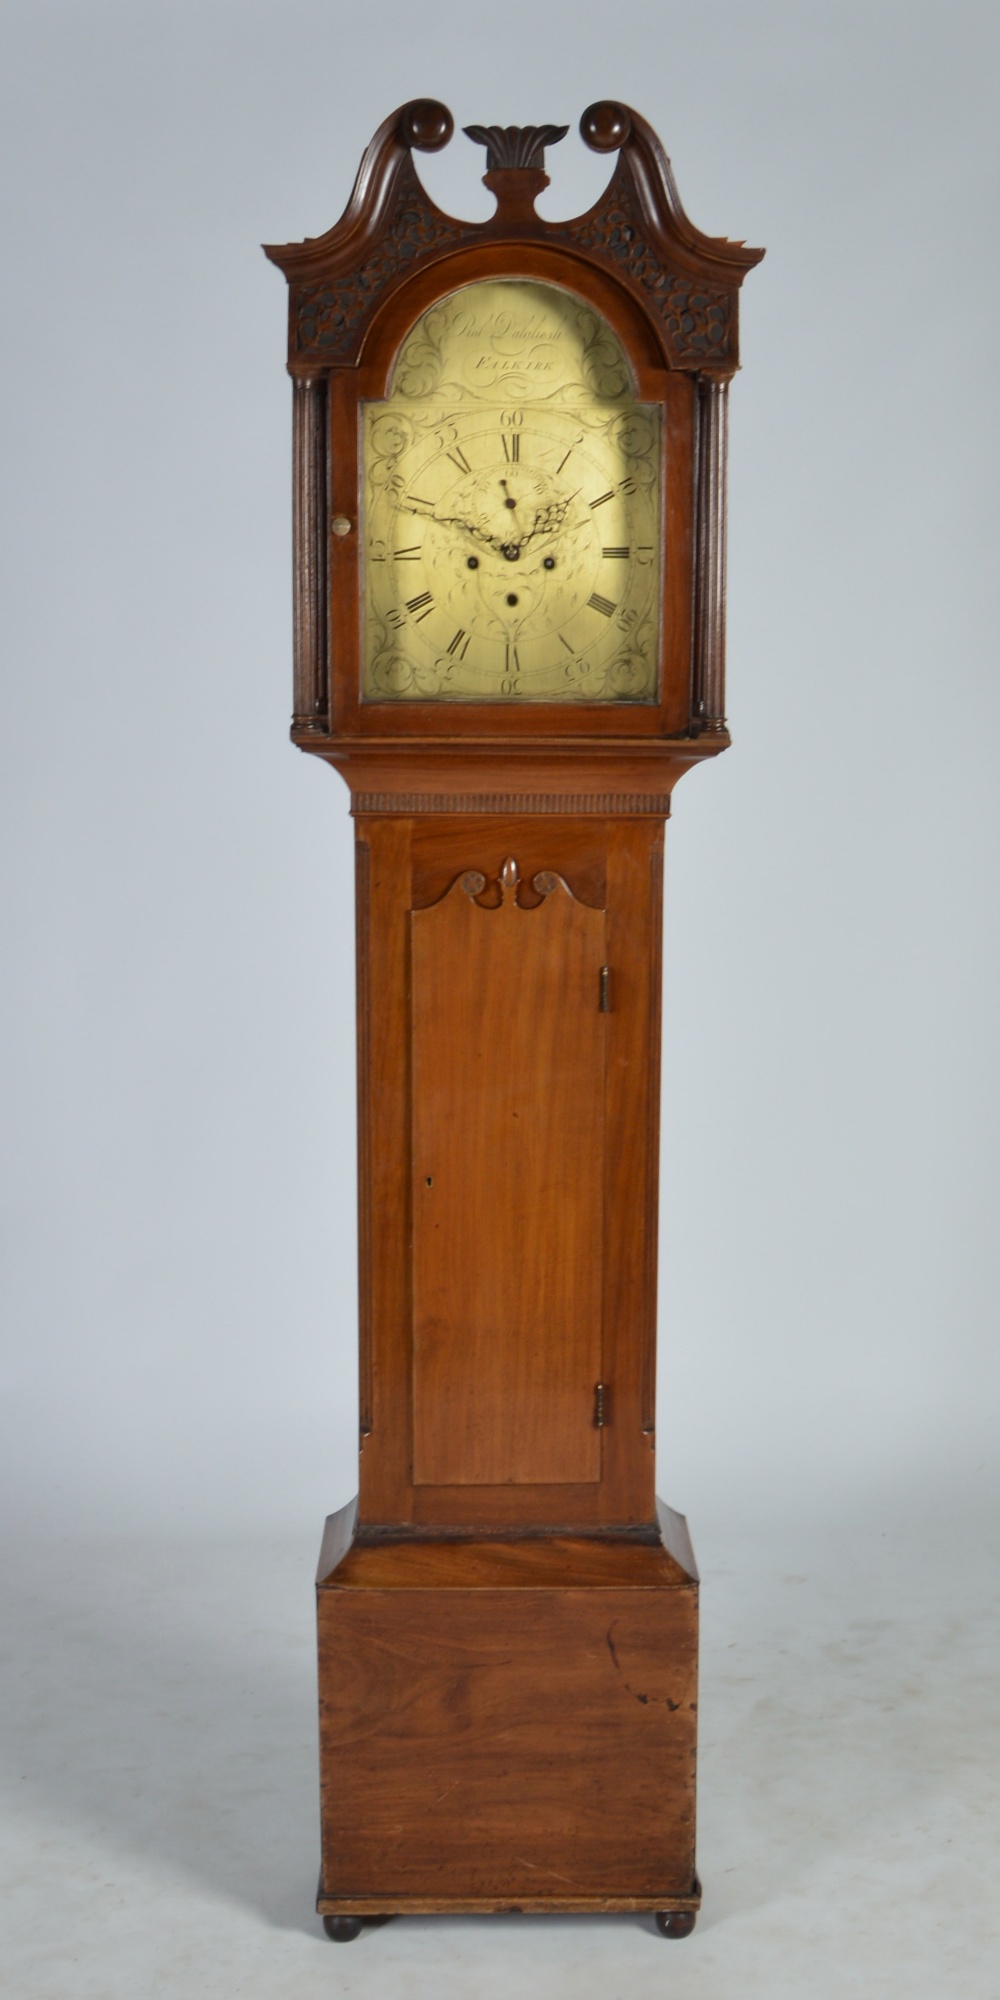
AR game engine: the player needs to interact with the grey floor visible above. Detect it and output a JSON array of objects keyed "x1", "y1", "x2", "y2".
[{"x1": 3, "y1": 1500, "x2": 997, "y2": 1999}]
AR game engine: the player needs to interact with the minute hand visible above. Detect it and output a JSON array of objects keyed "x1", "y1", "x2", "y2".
[{"x1": 414, "y1": 509, "x2": 500, "y2": 548}]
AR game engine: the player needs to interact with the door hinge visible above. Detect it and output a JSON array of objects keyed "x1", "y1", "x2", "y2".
[
  {"x1": 594, "y1": 1381, "x2": 607, "y2": 1428},
  {"x1": 599, "y1": 965, "x2": 611, "y2": 1012}
]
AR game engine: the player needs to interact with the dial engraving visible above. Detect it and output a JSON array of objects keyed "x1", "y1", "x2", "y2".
[{"x1": 362, "y1": 280, "x2": 661, "y2": 701}]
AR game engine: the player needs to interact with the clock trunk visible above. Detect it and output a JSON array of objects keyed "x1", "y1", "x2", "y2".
[{"x1": 353, "y1": 812, "x2": 663, "y2": 1532}]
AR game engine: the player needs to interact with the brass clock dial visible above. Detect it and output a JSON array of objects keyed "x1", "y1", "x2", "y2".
[{"x1": 361, "y1": 281, "x2": 662, "y2": 701}]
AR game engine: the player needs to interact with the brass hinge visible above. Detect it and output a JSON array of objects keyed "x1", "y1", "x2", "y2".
[
  {"x1": 599, "y1": 965, "x2": 611, "y2": 1012},
  {"x1": 594, "y1": 1381, "x2": 607, "y2": 1428}
]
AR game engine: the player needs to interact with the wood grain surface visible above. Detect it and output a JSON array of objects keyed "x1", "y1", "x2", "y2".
[
  {"x1": 354, "y1": 816, "x2": 664, "y2": 1531},
  {"x1": 318, "y1": 1573, "x2": 697, "y2": 1903},
  {"x1": 411, "y1": 865, "x2": 606, "y2": 1487}
]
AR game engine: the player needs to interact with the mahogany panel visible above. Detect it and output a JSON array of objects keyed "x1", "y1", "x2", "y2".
[
  {"x1": 355, "y1": 817, "x2": 414, "y2": 1524},
  {"x1": 598, "y1": 819, "x2": 663, "y2": 1520},
  {"x1": 411, "y1": 865, "x2": 606, "y2": 1486},
  {"x1": 410, "y1": 815, "x2": 606, "y2": 910},
  {"x1": 318, "y1": 1582, "x2": 698, "y2": 1902},
  {"x1": 408, "y1": 1480, "x2": 601, "y2": 1529}
]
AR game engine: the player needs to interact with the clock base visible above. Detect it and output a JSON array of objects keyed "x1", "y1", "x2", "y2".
[
  {"x1": 319, "y1": 1898, "x2": 700, "y2": 1932},
  {"x1": 315, "y1": 1499, "x2": 700, "y2": 1920}
]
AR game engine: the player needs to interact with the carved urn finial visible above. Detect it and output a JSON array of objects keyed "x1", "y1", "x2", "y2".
[
  {"x1": 463, "y1": 122, "x2": 570, "y2": 224},
  {"x1": 463, "y1": 123, "x2": 569, "y2": 172}
]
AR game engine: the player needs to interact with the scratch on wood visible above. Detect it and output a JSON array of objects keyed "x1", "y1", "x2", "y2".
[
  {"x1": 514, "y1": 1857, "x2": 580, "y2": 1886},
  {"x1": 606, "y1": 1622, "x2": 679, "y2": 1709}
]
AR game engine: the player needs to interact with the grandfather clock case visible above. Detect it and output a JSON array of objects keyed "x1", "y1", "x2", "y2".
[{"x1": 265, "y1": 101, "x2": 762, "y2": 1939}]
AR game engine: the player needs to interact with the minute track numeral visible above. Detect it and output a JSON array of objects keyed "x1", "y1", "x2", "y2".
[
  {"x1": 587, "y1": 592, "x2": 617, "y2": 617},
  {"x1": 406, "y1": 591, "x2": 434, "y2": 622}
]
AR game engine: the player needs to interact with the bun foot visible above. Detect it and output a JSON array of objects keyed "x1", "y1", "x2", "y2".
[
  {"x1": 323, "y1": 1915, "x2": 363, "y2": 1942},
  {"x1": 655, "y1": 1909, "x2": 697, "y2": 1939}
]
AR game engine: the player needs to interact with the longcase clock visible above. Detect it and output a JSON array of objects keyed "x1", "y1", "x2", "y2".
[{"x1": 264, "y1": 100, "x2": 762, "y2": 1942}]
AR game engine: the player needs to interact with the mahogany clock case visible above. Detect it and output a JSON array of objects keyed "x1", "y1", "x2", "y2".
[{"x1": 264, "y1": 102, "x2": 762, "y2": 1935}]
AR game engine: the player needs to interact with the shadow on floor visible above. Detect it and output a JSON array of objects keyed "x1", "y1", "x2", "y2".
[{"x1": 0, "y1": 1533, "x2": 322, "y2": 1935}]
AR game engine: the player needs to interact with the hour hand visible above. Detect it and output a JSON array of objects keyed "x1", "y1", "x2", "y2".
[{"x1": 425, "y1": 510, "x2": 498, "y2": 548}]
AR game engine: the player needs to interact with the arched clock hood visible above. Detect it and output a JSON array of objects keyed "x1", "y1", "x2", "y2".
[{"x1": 264, "y1": 103, "x2": 763, "y2": 781}]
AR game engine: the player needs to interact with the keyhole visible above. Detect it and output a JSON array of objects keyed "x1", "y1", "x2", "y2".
[{"x1": 425, "y1": 1176, "x2": 433, "y2": 1187}]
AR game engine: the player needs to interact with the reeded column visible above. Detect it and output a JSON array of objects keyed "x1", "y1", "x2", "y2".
[
  {"x1": 292, "y1": 374, "x2": 328, "y2": 730},
  {"x1": 693, "y1": 376, "x2": 729, "y2": 735}
]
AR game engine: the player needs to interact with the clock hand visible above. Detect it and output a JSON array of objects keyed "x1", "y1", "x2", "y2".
[
  {"x1": 405, "y1": 505, "x2": 500, "y2": 548},
  {"x1": 518, "y1": 492, "x2": 578, "y2": 547},
  {"x1": 494, "y1": 492, "x2": 583, "y2": 564}
]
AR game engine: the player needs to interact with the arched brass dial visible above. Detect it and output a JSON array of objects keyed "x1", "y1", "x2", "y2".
[{"x1": 361, "y1": 282, "x2": 662, "y2": 702}]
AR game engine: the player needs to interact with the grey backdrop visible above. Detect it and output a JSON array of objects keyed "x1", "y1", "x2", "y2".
[{"x1": 2, "y1": 0, "x2": 998, "y2": 1544}]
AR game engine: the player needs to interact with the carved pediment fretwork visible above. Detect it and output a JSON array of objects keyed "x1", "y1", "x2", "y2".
[
  {"x1": 291, "y1": 157, "x2": 478, "y2": 362},
  {"x1": 554, "y1": 160, "x2": 733, "y2": 363},
  {"x1": 265, "y1": 97, "x2": 763, "y2": 376}
]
